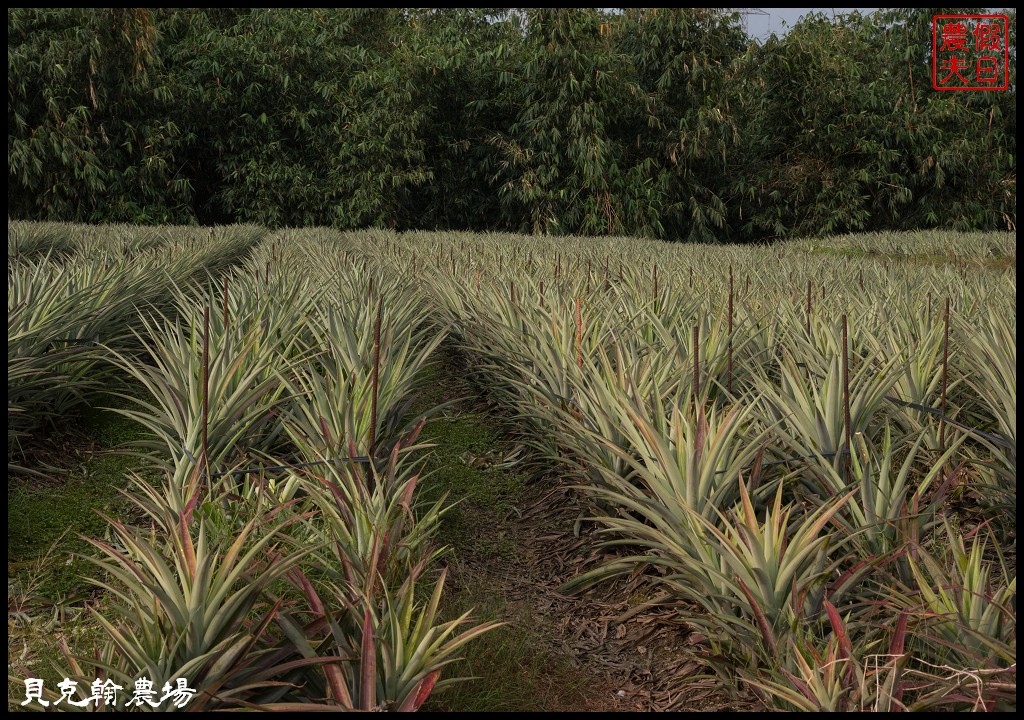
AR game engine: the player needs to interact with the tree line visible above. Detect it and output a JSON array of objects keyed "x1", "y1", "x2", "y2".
[{"x1": 7, "y1": 8, "x2": 1017, "y2": 241}]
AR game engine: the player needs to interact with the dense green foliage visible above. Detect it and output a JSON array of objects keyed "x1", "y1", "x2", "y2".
[{"x1": 8, "y1": 8, "x2": 1017, "y2": 239}]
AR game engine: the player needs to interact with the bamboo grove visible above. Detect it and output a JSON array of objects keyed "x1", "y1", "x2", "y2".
[
  {"x1": 7, "y1": 8, "x2": 1017, "y2": 239},
  {"x1": 7, "y1": 222, "x2": 1016, "y2": 710}
]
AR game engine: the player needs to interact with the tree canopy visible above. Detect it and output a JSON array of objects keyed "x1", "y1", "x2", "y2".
[{"x1": 8, "y1": 8, "x2": 1017, "y2": 240}]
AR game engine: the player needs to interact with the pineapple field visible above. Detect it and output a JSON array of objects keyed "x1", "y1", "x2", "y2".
[{"x1": 8, "y1": 223, "x2": 1016, "y2": 711}]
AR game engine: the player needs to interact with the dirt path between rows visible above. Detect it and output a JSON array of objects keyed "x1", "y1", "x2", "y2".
[{"x1": 417, "y1": 347, "x2": 749, "y2": 712}]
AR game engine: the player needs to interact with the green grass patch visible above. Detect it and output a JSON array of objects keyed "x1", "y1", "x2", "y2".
[
  {"x1": 8, "y1": 465, "x2": 129, "y2": 601},
  {"x1": 411, "y1": 357, "x2": 526, "y2": 556},
  {"x1": 408, "y1": 350, "x2": 600, "y2": 711},
  {"x1": 9, "y1": 392, "x2": 155, "y2": 702},
  {"x1": 8, "y1": 393, "x2": 151, "y2": 601},
  {"x1": 419, "y1": 414, "x2": 525, "y2": 556},
  {"x1": 424, "y1": 563, "x2": 597, "y2": 713}
]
